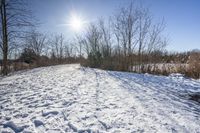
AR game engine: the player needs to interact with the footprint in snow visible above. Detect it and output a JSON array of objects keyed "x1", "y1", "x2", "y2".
[
  {"x1": 3, "y1": 121, "x2": 28, "y2": 133},
  {"x1": 34, "y1": 120, "x2": 44, "y2": 127},
  {"x1": 42, "y1": 110, "x2": 59, "y2": 117}
]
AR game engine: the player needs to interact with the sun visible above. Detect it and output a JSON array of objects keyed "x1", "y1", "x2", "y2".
[{"x1": 69, "y1": 15, "x2": 84, "y2": 32}]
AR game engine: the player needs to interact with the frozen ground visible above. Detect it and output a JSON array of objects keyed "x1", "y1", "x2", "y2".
[{"x1": 0, "y1": 64, "x2": 200, "y2": 133}]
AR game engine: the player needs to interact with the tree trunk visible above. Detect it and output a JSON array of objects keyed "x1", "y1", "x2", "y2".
[{"x1": 1, "y1": 0, "x2": 8, "y2": 75}]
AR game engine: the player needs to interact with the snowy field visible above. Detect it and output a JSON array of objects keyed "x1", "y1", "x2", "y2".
[{"x1": 0, "y1": 64, "x2": 200, "y2": 133}]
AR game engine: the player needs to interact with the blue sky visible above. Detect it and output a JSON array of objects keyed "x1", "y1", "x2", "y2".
[{"x1": 30, "y1": 0, "x2": 200, "y2": 52}]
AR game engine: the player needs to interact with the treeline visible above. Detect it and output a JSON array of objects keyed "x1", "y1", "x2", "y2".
[
  {"x1": 78, "y1": 4, "x2": 167, "y2": 71},
  {"x1": 0, "y1": 1, "x2": 199, "y2": 79},
  {"x1": 0, "y1": 31, "x2": 84, "y2": 72},
  {"x1": 76, "y1": 4, "x2": 200, "y2": 79}
]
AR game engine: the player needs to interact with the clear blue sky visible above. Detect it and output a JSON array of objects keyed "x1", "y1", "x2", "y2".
[{"x1": 30, "y1": 0, "x2": 200, "y2": 52}]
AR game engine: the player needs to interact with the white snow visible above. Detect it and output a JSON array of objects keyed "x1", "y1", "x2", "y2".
[{"x1": 0, "y1": 64, "x2": 200, "y2": 133}]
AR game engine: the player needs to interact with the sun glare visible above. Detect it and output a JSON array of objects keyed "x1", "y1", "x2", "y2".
[{"x1": 69, "y1": 15, "x2": 84, "y2": 32}]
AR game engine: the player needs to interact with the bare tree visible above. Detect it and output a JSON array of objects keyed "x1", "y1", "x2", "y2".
[
  {"x1": 146, "y1": 21, "x2": 167, "y2": 73},
  {"x1": 26, "y1": 30, "x2": 46, "y2": 56},
  {"x1": 137, "y1": 8, "x2": 151, "y2": 72},
  {"x1": 99, "y1": 18, "x2": 113, "y2": 68},
  {"x1": 82, "y1": 23, "x2": 103, "y2": 67},
  {"x1": 99, "y1": 18, "x2": 112, "y2": 58},
  {"x1": 0, "y1": 0, "x2": 34, "y2": 75},
  {"x1": 74, "y1": 35, "x2": 84, "y2": 58},
  {"x1": 113, "y1": 3, "x2": 139, "y2": 70},
  {"x1": 51, "y1": 34, "x2": 65, "y2": 62}
]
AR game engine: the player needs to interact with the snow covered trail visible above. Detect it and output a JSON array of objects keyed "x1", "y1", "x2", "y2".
[{"x1": 0, "y1": 64, "x2": 200, "y2": 133}]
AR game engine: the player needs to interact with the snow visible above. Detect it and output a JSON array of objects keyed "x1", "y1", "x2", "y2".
[{"x1": 0, "y1": 64, "x2": 200, "y2": 133}]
